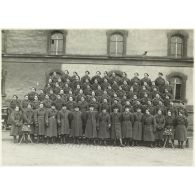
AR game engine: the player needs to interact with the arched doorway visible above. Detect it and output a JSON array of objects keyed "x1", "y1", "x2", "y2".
[{"x1": 45, "y1": 69, "x2": 64, "y2": 84}]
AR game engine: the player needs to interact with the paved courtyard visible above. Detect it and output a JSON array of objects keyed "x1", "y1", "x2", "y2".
[{"x1": 1, "y1": 131, "x2": 194, "y2": 166}]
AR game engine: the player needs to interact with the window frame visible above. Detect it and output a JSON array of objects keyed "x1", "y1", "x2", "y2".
[
  {"x1": 1, "y1": 30, "x2": 7, "y2": 55},
  {"x1": 106, "y1": 30, "x2": 128, "y2": 57},
  {"x1": 167, "y1": 30, "x2": 188, "y2": 58},
  {"x1": 166, "y1": 72, "x2": 187, "y2": 103},
  {"x1": 47, "y1": 30, "x2": 67, "y2": 56}
]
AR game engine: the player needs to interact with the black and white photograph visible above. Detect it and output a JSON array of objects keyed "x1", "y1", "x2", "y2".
[{"x1": 1, "y1": 29, "x2": 194, "y2": 166}]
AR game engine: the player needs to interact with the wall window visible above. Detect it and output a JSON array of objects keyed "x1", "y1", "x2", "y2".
[
  {"x1": 107, "y1": 30, "x2": 128, "y2": 56},
  {"x1": 170, "y1": 36, "x2": 183, "y2": 57},
  {"x1": 2, "y1": 30, "x2": 7, "y2": 54},
  {"x1": 166, "y1": 72, "x2": 187, "y2": 103},
  {"x1": 1, "y1": 69, "x2": 7, "y2": 97},
  {"x1": 110, "y1": 34, "x2": 124, "y2": 56},
  {"x1": 167, "y1": 30, "x2": 188, "y2": 58},
  {"x1": 48, "y1": 30, "x2": 67, "y2": 55},
  {"x1": 170, "y1": 77, "x2": 182, "y2": 100}
]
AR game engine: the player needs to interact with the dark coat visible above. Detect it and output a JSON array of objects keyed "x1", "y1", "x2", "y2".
[
  {"x1": 38, "y1": 93, "x2": 45, "y2": 101},
  {"x1": 166, "y1": 105, "x2": 178, "y2": 118},
  {"x1": 28, "y1": 92, "x2": 38, "y2": 101},
  {"x1": 66, "y1": 101, "x2": 76, "y2": 111},
  {"x1": 57, "y1": 109, "x2": 70, "y2": 135},
  {"x1": 155, "y1": 77, "x2": 165, "y2": 93},
  {"x1": 21, "y1": 100, "x2": 30, "y2": 110},
  {"x1": 121, "y1": 112, "x2": 134, "y2": 138},
  {"x1": 133, "y1": 112, "x2": 143, "y2": 141},
  {"x1": 9, "y1": 99, "x2": 21, "y2": 110},
  {"x1": 10, "y1": 111, "x2": 23, "y2": 136},
  {"x1": 154, "y1": 114, "x2": 165, "y2": 140},
  {"x1": 85, "y1": 111, "x2": 98, "y2": 138},
  {"x1": 45, "y1": 108, "x2": 58, "y2": 137},
  {"x1": 69, "y1": 111, "x2": 83, "y2": 137},
  {"x1": 131, "y1": 77, "x2": 141, "y2": 86},
  {"x1": 23, "y1": 108, "x2": 35, "y2": 134},
  {"x1": 141, "y1": 77, "x2": 152, "y2": 86},
  {"x1": 143, "y1": 114, "x2": 155, "y2": 141},
  {"x1": 121, "y1": 84, "x2": 130, "y2": 92},
  {"x1": 43, "y1": 99, "x2": 52, "y2": 109},
  {"x1": 31, "y1": 100, "x2": 40, "y2": 110},
  {"x1": 34, "y1": 108, "x2": 46, "y2": 136},
  {"x1": 99, "y1": 102, "x2": 111, "y2": 112},
  {"x1": 175, "y1": 116, "x2": 188, "y2": 141},
  {"x1": 54, "y1": 98, "x2": 65, "y2": 111},
  {"x1": 8, "y1": 100, "x2": 21, "y2": 125},
  {"x1": 110, "y1": 112, "x2": 122, "y2": 139},
  {"x1": 97, "y1": 112, "x2": 111, "y2": 139},
  {"x1": 78, "y1": 101, "x2": 89, "y2": 112}
]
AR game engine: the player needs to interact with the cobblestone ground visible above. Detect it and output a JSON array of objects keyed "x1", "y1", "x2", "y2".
[{"x1": 1, "y1": 131, "x2": 194, "y2": 166}]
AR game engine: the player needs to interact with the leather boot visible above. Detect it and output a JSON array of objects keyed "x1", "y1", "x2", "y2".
[{"x1": 181, "y1": 141, "x2": 184, "y2": 149}]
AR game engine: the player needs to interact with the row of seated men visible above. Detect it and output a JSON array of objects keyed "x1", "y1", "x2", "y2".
[{"x1": 8, "y1": 70, "x2": 188, "y2": 148}]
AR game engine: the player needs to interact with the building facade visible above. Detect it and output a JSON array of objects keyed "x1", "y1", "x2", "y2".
[{"x1": 1, "y1": 29, "x2": 194, "y2": 107}]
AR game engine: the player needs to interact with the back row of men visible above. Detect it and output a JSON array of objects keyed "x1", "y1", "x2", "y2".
[{"x1": 9, "y1": 71, "x2": 187, "y2": 117}]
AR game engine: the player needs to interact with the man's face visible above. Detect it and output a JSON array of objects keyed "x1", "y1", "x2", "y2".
[
  {"x1": 89, "y1": 107, "x2": 94, "y2": 111},
  {"x1": 158, "y1": 110, "x2": 162, "y2": 115},
  {"x1": 69, "y1": 97, "x2": 73, "y2": 101},
  {"x1": 114, "y1": 109, "x2": 118, "y2": 113},
  {"x1": 102, "y1": 109, "x2": 106, "y2": 113},
  {"x1": 75, "y1": 107, "x2": 79, "y2": 111}
]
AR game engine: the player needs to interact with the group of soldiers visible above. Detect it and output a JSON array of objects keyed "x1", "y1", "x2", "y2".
[{"x1": 9, "y1": 70, "x2": 188, "y2": 148}]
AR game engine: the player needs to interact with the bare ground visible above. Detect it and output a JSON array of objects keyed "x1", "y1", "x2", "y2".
[{"x1": 1, "y1": 131, "x2": 193, "y2": 166}]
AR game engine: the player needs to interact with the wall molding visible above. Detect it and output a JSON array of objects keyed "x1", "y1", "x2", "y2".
[{"x1": 2, "y1": 54, "x2": 193, "y2": 67}]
